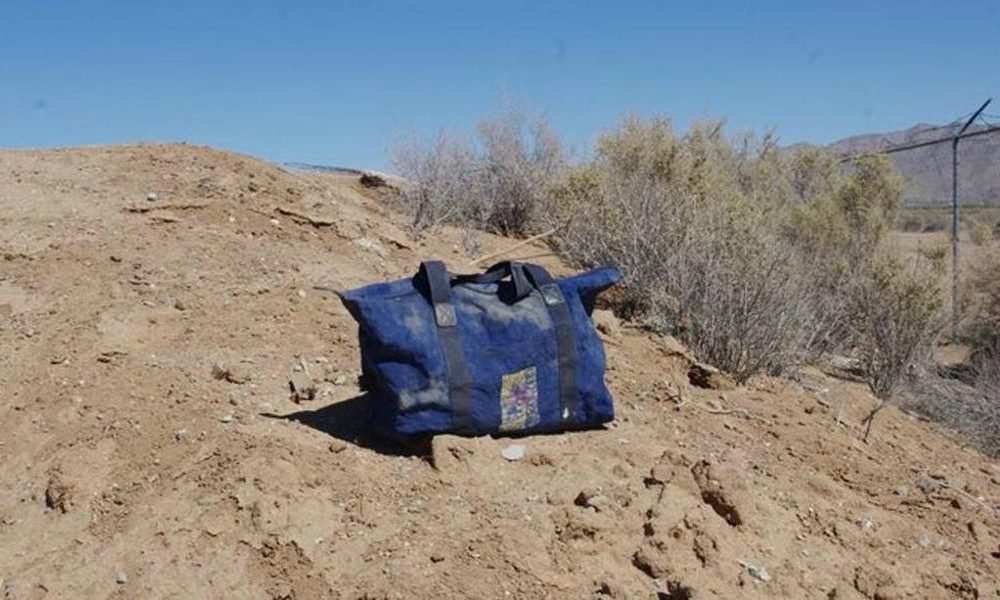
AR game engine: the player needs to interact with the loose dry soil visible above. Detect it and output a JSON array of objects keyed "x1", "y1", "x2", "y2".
[{"x1": 1, "y1": 144, "x2": 998, "y2": 599}]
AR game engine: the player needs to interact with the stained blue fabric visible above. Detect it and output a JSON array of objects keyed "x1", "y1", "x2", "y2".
[{"x1": 339, "y1": 262, "x2": 621, "y2": 437}]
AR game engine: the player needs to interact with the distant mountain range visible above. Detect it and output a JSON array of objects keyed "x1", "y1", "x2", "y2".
[{"x1": 809, "y1": 122, "x2": 1000, "y2": 207}]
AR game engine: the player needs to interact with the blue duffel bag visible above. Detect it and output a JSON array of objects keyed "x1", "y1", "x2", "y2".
[{"x1": 339, "y1": 260, "x2": 621, "y2": 437}]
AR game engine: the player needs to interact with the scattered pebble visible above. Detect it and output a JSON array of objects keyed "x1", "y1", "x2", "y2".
[
  {"x1": 917, "y1": 476, "x2": 940, "y2": 494},
  {"x1": 219, "y1": 414, "x2": 234, "y2": 423},
  {"x1": 856, "y1": 516, "x2": 875, "y2": 530},
  {"x1": 917, "y1": 533, "x2": 931, "y2": 547},
  {"x1": 328, "y1": 440, "x2": 347, "y2": 454},
  {"x1": 146, "y1": 192, "x2": 157, "y2": 201},
  {"x1": 740, "y1": 561, "x2": 772, "y2": 582},
  {"x1": 333, "y1": 374, "x2": 348, "y2": 386},
  {"x1": 175, "y1": 429, "x2": 190, "y2": 442},
  {"x1": 44, "y1": 476, "x2": 72, "y2": 513},
  {"x1": 500, "y1": 444, "x2": 525, "y2": 461},
  {"x1": 574, "y1": 489, "x2": 611, "y2": 512},
  {"x1": 115, "y1": 571, "x2": 128, "y2": 584},
  {"x1": 289, "y1": 372, "x2": 316, "y2": 402}
]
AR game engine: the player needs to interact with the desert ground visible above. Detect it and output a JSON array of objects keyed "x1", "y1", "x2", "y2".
[{"x1": 1, "y1": 144, "x2": 997, "y2": 599}]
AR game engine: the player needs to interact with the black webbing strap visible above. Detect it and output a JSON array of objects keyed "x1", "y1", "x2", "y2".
[
  {"x1": 520, "y1": 264, "x2": 583, "y2": 425},
  {"x1": 418, "y1": 261, "x2": 475, "y2": 433},
  {"x1": 485, "y1": 261, "x2": 533, "y2": 300}
]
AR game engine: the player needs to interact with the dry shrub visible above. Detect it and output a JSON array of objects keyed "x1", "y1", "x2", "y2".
[
  {"x1": 965, "y1": 250, "x2": 1000, "y2": 337},
  {"x1": 554, "y1": 119, "x2": 938, "y2": 387},
  {"x1": 393, "y1": 111, "x2": 945, "y2": 398},
  {"x1": 904, "y1": 355, "x2": 1000, "y2": 457},
  {"x1": 392, "y1": 105, "x2": 564, "y2": 236},
  {"x1": 852, "y1": 256, "x2": 943, "y2": 398},
  {"x1": 555, "y1": 118, "x2": 833, "y2": 381},
  {"x1": 900, "y1": 246, "x2": 1000, "y2": 454},
  {"x1": 970, "y1": 221, "x2": 992, "y2": 246}
]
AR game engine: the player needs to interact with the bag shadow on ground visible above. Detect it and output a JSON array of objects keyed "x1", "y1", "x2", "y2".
[{"x1": 261, "y1": 393, "x2": 432, "y2": 457}]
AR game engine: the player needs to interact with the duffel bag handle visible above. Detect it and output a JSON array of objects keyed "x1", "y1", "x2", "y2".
[
  {"x1": 417, "y1": 260, "x2": 538, "y2": 306},
  {"x1": 483, "y1": 261, "x2": 532, "y2": 300},
  {"x1": 417, "y1": 261, "x2": 458, "y2": 327}
]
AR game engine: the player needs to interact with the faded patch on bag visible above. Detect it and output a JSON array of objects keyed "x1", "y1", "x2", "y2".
[
  {"x1": 399, "y1": 377, "x2": 450, "y2": 410},
  {"x1": 499, "y1": 366, "x2": 540, "y2": 431}
]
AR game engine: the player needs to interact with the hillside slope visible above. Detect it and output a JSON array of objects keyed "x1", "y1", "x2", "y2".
[{"x1": 0, "y1": 144, "x2": 998, "y2": 599}]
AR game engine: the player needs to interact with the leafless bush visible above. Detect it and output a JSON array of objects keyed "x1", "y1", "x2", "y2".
[
  {"x1": 392, "y1": 111, "x2": 946, "y2": 398},
  {"x1": 392, "y1": 106, "x2": 565, "y2": 236},
  {"x1": 903, "y1": 355, "x2": 1000, "y2": 457}
]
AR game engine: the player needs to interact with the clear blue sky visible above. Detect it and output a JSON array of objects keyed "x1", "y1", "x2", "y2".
[{"x1": 2, "y1": 1, "x2": 998, "y2": 170}]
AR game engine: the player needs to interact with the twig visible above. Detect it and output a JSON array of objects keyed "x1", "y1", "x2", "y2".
[
  {"x1": 700, "y1": 400, "x2": 769, "y2": 423},
  {"x1": 274, "y1": 206, "x2": 336, "y2": 227},
  {"x1": 312, "y1": 285, "x2": 342, "y2": 295},
  {"x1": 861, "y1": 401, "x2": 889, "y2": 443},
  {"x1": 125, "y1": 202, "x2": 207, "y2": 213},
  {"x1": 938, "y1": 480, "x2": 998, "y2": 515},
  {"x1": 506, "y1": 251, "x2": 559, "y2": 262},
  {"x1": 468, "y1": 226, "x2": 560, "y2": 266}
]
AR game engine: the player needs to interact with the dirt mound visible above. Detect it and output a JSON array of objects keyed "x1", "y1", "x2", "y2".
[{"x1": 1, "y1": 143, "x2": 998, "y2": 599}]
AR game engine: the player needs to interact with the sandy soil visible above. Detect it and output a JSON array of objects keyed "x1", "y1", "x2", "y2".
[{"x1": 1, "y1": 144, "x2": 998, "y2": 599}]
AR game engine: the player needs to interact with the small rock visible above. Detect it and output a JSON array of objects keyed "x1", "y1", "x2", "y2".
[
  {"x1": 646, "y1": 463, "x2": 675, "y2": 486},
  {"x1": 574, "y1": 489, "x2": 611, "y2": 512},
  {"x1": 429, "y1": 553, "x2": 445, "y2": 563},
  {"x1": 296, "y1": 289, "x2": 307, "y2": 299},
  {"x1": 146, "y1": 192, "x2": 157, "y2": 202},
  {"x1": 917, "y1": 533, "x2": 931, "y2": 547},
  {"x1": 228, "y1": 364, "x2": 251, "y2": 384},
  {"x1": 175, "y1": 429, "x2": 190, "y2": 442},
  {"x1": 173, "y1": 298, "x2": 187, "y2": 311},
  {"x1": 500, "y1": 444, "x2": 525, "y2": 461},
  {"x1": 116, "y1": 571, "x2": 128, "y2": 584},
  {"x1": 430, "y1": 434, "x2": 483, "y2": 470},
  {"x1": 289, "y1": 372, "x2": 316, "y2": 402},
  {"x1": 44, "y1": 475, "x2": 72, "y2": 513},
  {"x1": 353, "y1": 237, "x2": 389, "y2": 257},
  {"x1": 916, "y1": 476, "x2": 940, "y2": 495},
  {"x1": 328, "y1": 440, "x2": 348, "y2": 454},
  {"x1": 856, "y1": 516, "x2": 875, "y2": 530},
  {"x1": 333, "y1": 374, "x2": 348, "y2": 386},
  {"x1": 211, "y1": 362, "x2": 229, "y2": 381},
  {"x1": 592, "y1": 310, "x2": 621, "y2": 339},
  {"x1": 219, "y1": 414, "x2": 234, "y2": 423},
  {"x1": 688, "y1": 362, "x2": 736, "y2": 390},
  {"x1": 211, "y1": 361, "x2": 250, "y2": 384},
  {"x1": 741, "y1": 561, "x2": 772, "y2": 582}
]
